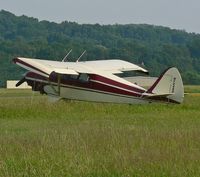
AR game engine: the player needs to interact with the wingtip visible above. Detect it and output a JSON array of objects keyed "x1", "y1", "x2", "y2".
[{"x1": 13, "y1": 57, "x2": 19, "y2": 64}]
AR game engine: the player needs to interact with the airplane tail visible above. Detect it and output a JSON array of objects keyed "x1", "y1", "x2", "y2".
[{"x1": 147, "y1": 67, "x2": 184, "y2": 103}]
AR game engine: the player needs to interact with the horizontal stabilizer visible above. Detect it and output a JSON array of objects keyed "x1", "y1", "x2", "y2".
[{"x1": 143, "y1": 92, "x2": 174, "y2": 97}]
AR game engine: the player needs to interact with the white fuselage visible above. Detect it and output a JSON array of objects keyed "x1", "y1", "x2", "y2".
[{"x1": 44, "y1": 84, "x2": 150, "y2": 104}]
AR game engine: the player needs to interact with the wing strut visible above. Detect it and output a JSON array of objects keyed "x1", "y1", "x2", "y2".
[
  {"x1": 57, "y1": 74, "x2": 61, "y2": 96},
  {"x1": 47, "y1": 74, "x2": 61, "y2": 96},
  {"x1": 76, "y1": 50, "x2": 86, "y2": 62},
  {"x1": 62, "y1": 49, "x2": 72, "y2": 62}
]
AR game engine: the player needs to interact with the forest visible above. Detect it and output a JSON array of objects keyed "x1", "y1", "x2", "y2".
[{"x1": 0, "y1": 10, "x2": 200, "y2": 87}]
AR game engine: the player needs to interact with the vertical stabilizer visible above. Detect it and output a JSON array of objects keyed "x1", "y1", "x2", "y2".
[{"x1": 147, "y1": 67, "x2": 184, "y2": 103}]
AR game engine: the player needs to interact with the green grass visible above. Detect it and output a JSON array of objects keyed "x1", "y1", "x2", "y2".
[
  {"x1": 184, "y1": 85, "x2": 200, "y2": 93},
  {"x1": 0, "y1": 88, "x2": 200, "y2": 176},
  {"x1": 0, "y1": 89, "x2": 40, "y2": 97}
]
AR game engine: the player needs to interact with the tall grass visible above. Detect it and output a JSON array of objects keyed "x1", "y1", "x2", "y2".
[
  {"x1": 0, "y1": 89, "x2": 200, "y2": 176},
  {"x1": 184, "y1": 85, "x2": 200, "y2": 93}
]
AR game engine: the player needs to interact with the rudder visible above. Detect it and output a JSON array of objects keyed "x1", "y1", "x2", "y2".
[{"x1": 147, "y1": 67, "x2": 184, "y2": 103}]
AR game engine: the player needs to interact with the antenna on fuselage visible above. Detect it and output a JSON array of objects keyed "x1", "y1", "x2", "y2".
[
  {"x1": 62, "y1": 49, "x2": 72, "y2": 62},
  {"x1": 76, "y1": 50, "x2": 86, "y2": 62}
]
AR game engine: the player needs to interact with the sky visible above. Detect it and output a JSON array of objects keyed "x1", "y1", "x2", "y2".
[{"x1": 0, "y1": 0, "x2": 200, "y2": 34}]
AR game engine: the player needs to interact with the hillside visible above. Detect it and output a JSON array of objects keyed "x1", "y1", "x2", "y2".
[{"x1": 0, "y1": 10, "x2": 200, "y2": 87}]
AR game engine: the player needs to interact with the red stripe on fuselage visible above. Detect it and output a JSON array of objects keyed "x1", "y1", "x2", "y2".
[
  {"x1": 89, "y1": 74, "x2": 145, "y2": 93},
  {"x1": 25, "y1": 72, "x2": 144, "y2": 97}
]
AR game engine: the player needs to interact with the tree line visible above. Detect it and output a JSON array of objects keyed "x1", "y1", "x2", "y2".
[{"x1": 1, "y1": 10, "x2": 200, "y2": 87}]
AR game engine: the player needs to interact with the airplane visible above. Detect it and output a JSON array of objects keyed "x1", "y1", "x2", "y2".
[{"x1": 13, "y1": 55, "x2": 184, "y2": 104}]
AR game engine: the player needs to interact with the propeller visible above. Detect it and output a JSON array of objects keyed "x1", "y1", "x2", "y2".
[{"x1": 16, "y1": 77, "x2": 26, "y2": 87}]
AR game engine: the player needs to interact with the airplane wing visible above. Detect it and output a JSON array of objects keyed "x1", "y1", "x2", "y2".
[
  {"x1": 13, "y1": 57, "x2": 148, "y2": 77},
  {"x1": 13, "y1": 57, "x2": 92, "y2": 77},
  {"x1": 80, "y1": 59, "x2": 148, "y2": 74},
  {"x1": 13, "y1": 57, "x2": 148, "y2": 91}
]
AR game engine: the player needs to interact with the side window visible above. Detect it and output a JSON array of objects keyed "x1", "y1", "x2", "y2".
[
  {"x1": 70, "y1": 75, "x2": 78, "y2": 80},
  {"x1": 78, "y1": 73, "x2": 89, "y2": 82},
  {"x1": 61, "y1": 74, "x2": 78, "y2": 81},
  {"x1": 61, "y1": 74, "x2": 70, "y2": 80}
]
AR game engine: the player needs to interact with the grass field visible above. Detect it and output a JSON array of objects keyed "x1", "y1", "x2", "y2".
[{"x1": 0, "y1": 88, "x2": 200, "y2": 177}]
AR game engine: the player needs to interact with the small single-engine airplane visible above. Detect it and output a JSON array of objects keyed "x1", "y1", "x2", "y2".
[{"x1": 13, "y1": 54, "x2": 184, "y2": 104}]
